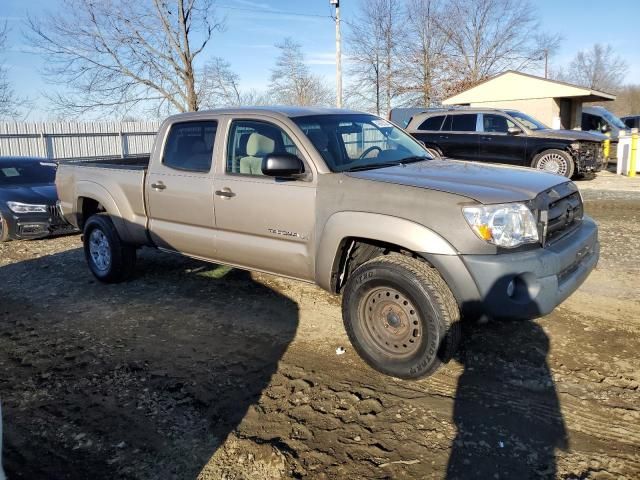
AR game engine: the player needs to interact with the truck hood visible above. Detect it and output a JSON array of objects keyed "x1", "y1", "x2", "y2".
[
  {"x1": 345, "y1": 160, "x2": 568, "y2": 204},
  {"x1": 528, "y1": 128, "x2": 606, "y2": 142}
]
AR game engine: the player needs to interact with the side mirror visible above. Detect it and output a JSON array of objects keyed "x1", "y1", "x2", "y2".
[
  {"x1": 262, "y1": 153, "x2": 305, "y2": 178},
  {"x1": 507, "y1": 126, "x2": 522, "y2": 135},
  {"x1": 600, "y1": 123, "x2": 610, "y2": 133}
]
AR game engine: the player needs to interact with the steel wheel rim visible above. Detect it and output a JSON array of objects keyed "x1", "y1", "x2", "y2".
[
  {"x1": 538, "y1": 153, "x2": 567, "y2": 175},
  {"x1": 359, "y1": 286, "x2": 422, "y2": 358},
  {"x1": 89, "y1": 229, "x2": 111, "y2": 271}
]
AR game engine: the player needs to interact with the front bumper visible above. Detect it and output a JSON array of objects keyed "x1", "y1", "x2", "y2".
[
  {"x1": 4, "y1": 210, "x2": 76, "y2": 240},
  {"x1": 424, "y1": 216, "x2": 599, "y2": 320}
]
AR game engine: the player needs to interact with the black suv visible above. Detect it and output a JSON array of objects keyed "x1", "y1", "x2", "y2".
[{"x1": 406, "y1": 108, "x2": 605, "y2": 178}]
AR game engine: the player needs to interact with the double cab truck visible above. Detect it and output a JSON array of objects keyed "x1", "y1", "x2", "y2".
[{"x1": 56, "y1": 107, "x2": 599, "y2": 379}]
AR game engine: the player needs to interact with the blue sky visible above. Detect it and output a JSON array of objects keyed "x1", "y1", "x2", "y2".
[{"x1": 1, "y1": 0, "x2": 638, "y2": 119}]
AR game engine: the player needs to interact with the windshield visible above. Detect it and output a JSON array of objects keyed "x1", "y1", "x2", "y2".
[
  {"x1": 506, "y1": 110, "x2": 548, "y2": 131},
  {"x1": 0, "y1": 161, "x2": 57, "y2": 186},
  {"x1": 293, "y1": 114, "x2": 431, "y2": 172},
  {"x1": 600, "y1": 109, "x2": 626, "y2": 130}
]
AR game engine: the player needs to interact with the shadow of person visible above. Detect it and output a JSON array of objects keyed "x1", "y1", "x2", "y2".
[
  {"x1": 446, "y1": 315, "x2": 569, "y2": 479},
  {"x1": 0, "y1": 245, "x2": 299, "y2": 479}
]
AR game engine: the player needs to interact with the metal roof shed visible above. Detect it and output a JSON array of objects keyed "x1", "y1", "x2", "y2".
[{"x1": 442, "y1": 71, "x2": 616, "y2": 130}]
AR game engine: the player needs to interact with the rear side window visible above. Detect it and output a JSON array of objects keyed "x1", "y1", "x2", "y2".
[
  {"x1": 446, "y1": 114, "x2": 477, "y2": 132},
  {"x1": 418, "y1": 115, "x2": 445, "y2": 131},
  {"x1": 163, "y1": 121, "x2": 217, "y2": 172}
]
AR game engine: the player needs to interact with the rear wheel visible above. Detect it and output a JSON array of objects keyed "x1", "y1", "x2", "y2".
[
  {"x1": 0, "y1": 214, "x2": 10, "y2": 242},
  {"x1": 532, "y1": 149, "x2": 575, "y2": 178},
  {"x1": 342, "y1": 254, "x2": 461, "y2": 379},
  {"x1": 83, "y1": 214, "x2": 136, "y2": 283}
]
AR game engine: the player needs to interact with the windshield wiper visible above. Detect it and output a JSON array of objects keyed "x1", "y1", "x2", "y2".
[
  {"x1": 343, "y1": 161, "x2": 404, "y2": 172},
  {"x1": 398, "y1": 156, "x2": 430, "y2": 164}
]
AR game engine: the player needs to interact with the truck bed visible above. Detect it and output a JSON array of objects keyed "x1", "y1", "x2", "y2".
[{"x1": 59, "y1": 155, "x2": 150, "y2": 170}]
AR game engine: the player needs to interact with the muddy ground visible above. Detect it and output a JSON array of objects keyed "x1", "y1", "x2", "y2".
[{"x1": 0, "y1": 172, "x2": 639, "y2": 479}]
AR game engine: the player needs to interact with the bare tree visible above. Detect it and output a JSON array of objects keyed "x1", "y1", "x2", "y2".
[
  {"x1": 346, "y1": 0, "x2": 402, "y2": 115},
  {"x1": 397, "y1": 0, "x2": 449, "y2": 106},
  {"x1": 442, "y1": 0, "x2": 545, "y2": 85},
  {"x1": 26, "y1": 0, "x2": 225, "y2": 116},
  {"x1": 564, "y1": 44, "x2": 628, "y2": 92},
  {"x1": 0, "y1": 22, "x2": 21, "y2": 118},
  {"x1": 198, "y1": 58, "x2": 242, "y2": 108},
  {"x1": 269, "y1": 38, "x2": 332, "y2": 106}
]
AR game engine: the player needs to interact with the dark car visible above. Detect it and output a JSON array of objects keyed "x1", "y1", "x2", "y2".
[
  {"x1": 621, "y1": 115, "x2": 640, "y2": 130},
  {"x1": 0, "y1": 157, "x2": 73, "y2": 241},
  {"x1": 406, "y1": 108, "x2": 605, "y2": 178}
]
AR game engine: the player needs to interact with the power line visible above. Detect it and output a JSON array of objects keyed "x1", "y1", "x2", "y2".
[{"x1": 216, "y1": 4, "x2": 332, "y2": 20}]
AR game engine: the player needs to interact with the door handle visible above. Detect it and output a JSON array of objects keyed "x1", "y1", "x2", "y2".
[
  {"x1": 151, "y1": 182, "x2": 166, "y2": 190},
  {"x1": 439, "y1": 135, "x2": 449, "y2": 139},
  {"x1": 482, "y1": 136, "x2": 493, "y2": 141},
  {"x1": 215, "y1": 188, "x2": 235, "y2": 199}
]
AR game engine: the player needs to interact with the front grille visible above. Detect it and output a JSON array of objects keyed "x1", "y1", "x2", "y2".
[
  {"x1": 48, "y1": 204, "x2": 64, "y2": 224},
  {"x1": 578, "y1": 142, "x2": 603, "y2": 168},
  {"x1": 537, "y1": 183, "x2": 584, "y2": 246}
]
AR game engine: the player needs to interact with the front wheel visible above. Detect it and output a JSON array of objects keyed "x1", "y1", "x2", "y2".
[
  {"x1": 532, "y1": 149, "x2": 575, "y2": 178},
  {"x1": 342, "y1": 254, "x2": 461, "y2": 379},
  {"x1": 83, "y1": 214, "x2": 136, "y2": 283}
]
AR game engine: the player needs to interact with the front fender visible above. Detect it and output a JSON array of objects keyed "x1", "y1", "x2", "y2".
[{"x1": 315, "y1": 211, "x2": 457, "y2": 291}]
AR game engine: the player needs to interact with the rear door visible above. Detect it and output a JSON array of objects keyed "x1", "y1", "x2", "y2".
[
  {"x1": 478, "y1": 113, "x2": 528, "y2": 166},
  {"x1": 211, "y1": 117, "x2": 316, "y2": 281},
  {"x1": 437, "y1": 114, "x2": 479, "y2": 160},
  {"x1": 146, "y1": 120, "x2": 218, "y2": 258}
]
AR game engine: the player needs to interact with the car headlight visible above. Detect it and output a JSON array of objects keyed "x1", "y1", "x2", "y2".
[
  {"x1": 6, "y1": 201, "x2": 48, "y2": 214},
  {"x1": 463, "y1": 203, "x2": 539, "y2": 248}
]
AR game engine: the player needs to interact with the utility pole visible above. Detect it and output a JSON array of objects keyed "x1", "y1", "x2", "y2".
[{"x1": 331, "y1": 0, "x2": 342, "y2": 108}]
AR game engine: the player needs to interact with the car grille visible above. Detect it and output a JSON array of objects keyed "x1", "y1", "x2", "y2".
[
  {"x1": 536, "y1": 183, "x2": 584, "y2": 246},
  {"x1": 48, "y1": 204, "x2": 65, "y2": 224},
  {"x1": 579, "y1": 142, "x2": 603, "y2": 167}
]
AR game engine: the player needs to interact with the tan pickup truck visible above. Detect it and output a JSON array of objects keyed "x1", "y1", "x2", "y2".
[{"x1": 56, "y1": 107, "x2": 599, "y2": 379}]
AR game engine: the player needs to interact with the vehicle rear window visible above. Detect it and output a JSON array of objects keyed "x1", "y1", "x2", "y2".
[
  {"x1": 0, "y1": 162, "x2": 56, "y2": 186},
  {"x1": 418, "y1": 115, "x2": 445, "y2": 131},
  {"x1": 163, "y1": 121, "x2": 217, "y2": 173},
  {"x1": 445, "y1": 114, "x2": 477, "y2": 132}
]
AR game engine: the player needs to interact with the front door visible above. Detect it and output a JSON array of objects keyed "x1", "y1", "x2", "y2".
[
  {"x1": 146, "y1": 120, "x2": 218, "y2": 258},
  {"x1": 478, "y1": 113, "x2": 527, "y2": 166},
  {"x1": 212, "y1": 118, "x2": 316, "y2": 281}
]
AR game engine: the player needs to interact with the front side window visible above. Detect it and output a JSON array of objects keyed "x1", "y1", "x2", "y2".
[
  {"x1": 482, "y1": 114, "x2": 516, "y2": 133},
  {"x1": 293, "y1": 114, "x2": 430, "y2": 172},
  {"x1": 163, "y1": 121, "x2": 216, "y2": 172},
  {"x1": 226, "y1": 120, "x2": 302, "y2": 176}
]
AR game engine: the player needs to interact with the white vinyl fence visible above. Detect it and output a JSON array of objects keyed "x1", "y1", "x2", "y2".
[{"x1": 0, "y1": 122, "x2": 160, "y2": 160}]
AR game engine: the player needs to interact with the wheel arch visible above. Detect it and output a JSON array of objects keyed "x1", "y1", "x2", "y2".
[
  {"x1": 75, "y1": 182, "x2": 133, "y2": 242},
  {"x1": 316, "y1": 212, "x2": 457, "y2": 293}
]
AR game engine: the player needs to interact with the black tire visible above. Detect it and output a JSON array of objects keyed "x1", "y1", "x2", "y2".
[
  {"x1": 83, "y1": 213, "x2": 136, "y2": 283},
  {"x1": 532, "y1": 149, "x2": 575, "y2": 178},
  {"x1": 342, "y1": 253, "x2": 461, "y2": 379},
  {"x1": 0, "y1": 214, "x2": 10, "y2": 242}
]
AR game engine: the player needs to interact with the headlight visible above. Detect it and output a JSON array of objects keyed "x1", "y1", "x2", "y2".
[
  {"x1": 6, "y1": 201, "x2": 48, "y2": 214},
  {"x1": 463, "y1": 203, "x2": 539, "y2": 248}
]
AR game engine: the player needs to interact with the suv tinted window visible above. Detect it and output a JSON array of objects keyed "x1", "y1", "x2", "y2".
[
  {"x1": 442, "y1": 114, "x2": 477, "y2": 132},
  {"x1": 163, "y1": 121, "x2": 216, "y2": 172},
  {"x1": 418, "y1": 115, "x2": 445, "y2": 131},
  {"x1": 483, "y1": 114, "x2": 515, "y2": 133}
]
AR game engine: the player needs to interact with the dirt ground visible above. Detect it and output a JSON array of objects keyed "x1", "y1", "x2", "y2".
[{"x1": 1, "y1": 172, "x2": 639, "y2": 479}]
